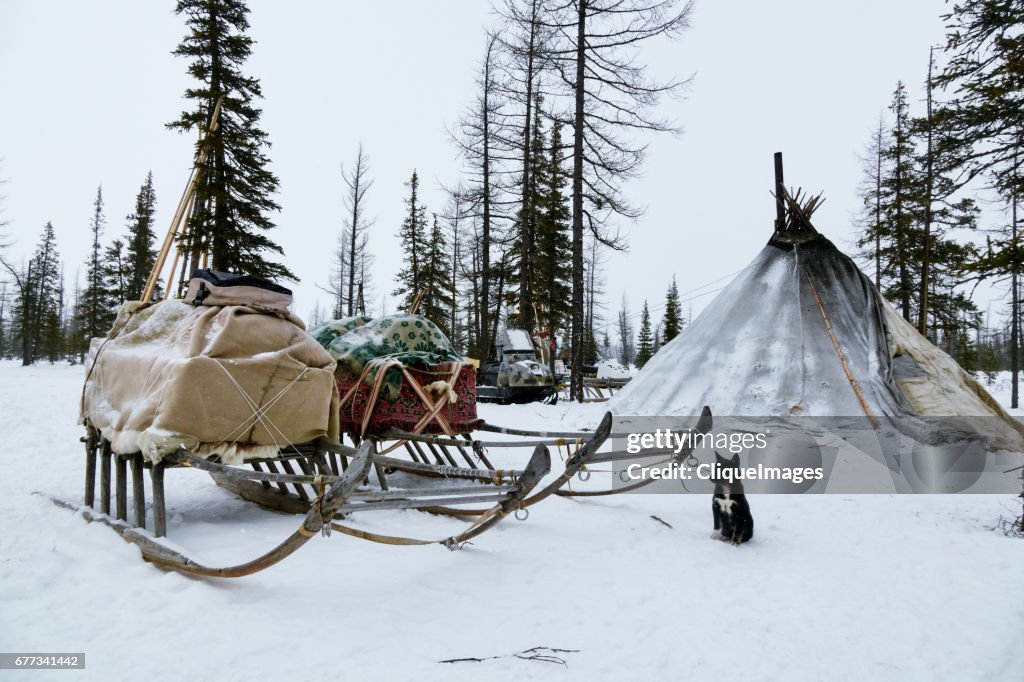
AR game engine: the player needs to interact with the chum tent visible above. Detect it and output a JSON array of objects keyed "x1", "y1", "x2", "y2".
[{"x1": 612, "y1": 188, "x2": 1024, "y2": 453}]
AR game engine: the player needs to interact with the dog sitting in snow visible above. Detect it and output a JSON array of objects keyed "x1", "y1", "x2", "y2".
[{"x1": 711, "y1": 452, "x2": 754, "y2": 545}]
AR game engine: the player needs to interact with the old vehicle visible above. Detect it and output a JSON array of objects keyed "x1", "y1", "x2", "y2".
[{"x1": 477, "y1": 328, "x2": 558, "y2": 404}]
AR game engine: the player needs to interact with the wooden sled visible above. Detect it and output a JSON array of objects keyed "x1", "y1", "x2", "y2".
[{"x1": 52, "y1": 413, "x2": 611, "y2": 578}]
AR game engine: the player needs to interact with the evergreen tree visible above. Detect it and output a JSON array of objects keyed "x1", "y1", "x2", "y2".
[
  {"x1": 856, "y1": 80, "x2": 980, "y2": 339},
  {"x1": 419, "y1": 214, "x2": 455, "y2": 333},
  {"x1": 5, "y1": 257, "x2": 35, "y2": 365},
  {"x1": 616, "y1": 294, "x2": 634, "y2": 366},
  {"x1": 392, "y1": 171, "x2": 429, "y2": 311},
  {"x1": 0, "y1": 282, "x2": 8, "y2": 358},
  {"x1": 124, "y1": 172, "x2": 159, "y2": 301},
  {"x1": 24, "y1": 222, "x2": 61, "y2": 364},
  {"x1": 167, "y1": 0, "x2": 293, "y2": 281},
  {"x1": 635, "y1": 300, "x2": 654, "y2": 367},
  {"x1": 103, "y1": 239, "x2": 127, "y2": 309},
  {"x1": 663, "y1": 275, "x2": 682, "y2": 342},
  {"x1": 936, "y1": 0, "x2": 1024, "y2": 405},
  {"x1": 881, "y1": 81, "x2": 918, "y2": 321},
  {"x1": 77, "y1": 187, "x2": 114, "y2": 354},
  {"x1": 512, "y1": 91, "x2": 551, "y2": 332},
  {"x1": 535, "y1": 119, "x2": 572, "y2": 346}
]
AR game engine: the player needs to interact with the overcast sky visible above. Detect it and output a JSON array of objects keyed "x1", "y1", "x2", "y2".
[{"x1": 1, "y1": 1, "x2": 969, "y2": 334}]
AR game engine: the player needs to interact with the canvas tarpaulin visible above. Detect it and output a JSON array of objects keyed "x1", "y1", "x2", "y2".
[{"x1": 81, "y1": 300, "x2": 340, "y2": 463}]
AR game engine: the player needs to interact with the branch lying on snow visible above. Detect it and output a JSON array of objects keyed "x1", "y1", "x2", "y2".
[
  {"x1": 440, "y1": 646, "x2": 580, "y2": 667},
  {"x1": 650, "y1": 515, "x2": 673, "y2": 529}
]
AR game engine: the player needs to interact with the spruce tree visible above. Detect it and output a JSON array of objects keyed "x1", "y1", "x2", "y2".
[
  {"x1": 883, "y1": 82, "x2": 919, "y2": 321},
  {"x1": 392, "y1": 171, "x2": 429, "y2": 311},
  {"x1": 103, "y1": 239, "x2": 127, "y2": 309},
  {"x1": 616, "y1": 295, "x2": 634, "y2": 366},
  {"x1": 167, "y1": 0, "x2": 293, "y2": 281},
  {"x1": 124, "y1": 172, "x2": 159, "y2": 300},
  {"x1": 418, "y1": 214, "x2": 455, "y2": 333},
  {"x1": 513, "y1": 91, "x2": 549, "y2": 332},
  {"x1": 936, "y1": 0, "x2": 1024, "y2": 406},
  {"x1": 663, "y1": 275, "x2": 682, "y2": 342},
  {"x1": 635, "y1": 300, "x2": 654, "y2": 367},
  {"x1": 25, "y1": 222, "x2": 62, "y2": 364},
  {"x1": 600, "y1": 329, "x2": 611, "y2": 361},
  {"x1": 535, "y1": 119, "x2": 572, "y2": 346},
  {"x1": 0, "y1": 283, "x2": 7, "y2": 359},
  {"x1": 78, "y1": 187, "x2": 114, "y2": 353}
]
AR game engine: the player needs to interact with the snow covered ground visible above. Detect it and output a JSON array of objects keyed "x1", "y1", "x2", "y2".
[{"x1": 1, "y1": 361, "x2": 1022, "y2": 681}]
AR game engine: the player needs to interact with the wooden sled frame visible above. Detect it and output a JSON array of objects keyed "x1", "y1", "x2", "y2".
[{"x1": 54, "y1": 413, "x2": 613, "y2": 578}]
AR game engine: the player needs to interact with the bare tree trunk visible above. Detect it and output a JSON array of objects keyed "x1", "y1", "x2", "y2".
[
  {"x1": 569, "y1": 0, "x2": 586, "y2": 402},
  {"x1": 1013, "y1": 141, "x2": 1020, "y2": 408},
  {"x1": 875, "y1": 118, "x2": 883, "y2": 291},
  {"x1": 919, "y1": 48, "x2": 935, "y2": 336},
  {"x1": 517, "y1": 0, "x2": 540, "y2": 334},
  {"x1": 479, "y1": 36, "x2": 498, "y2": 362}
]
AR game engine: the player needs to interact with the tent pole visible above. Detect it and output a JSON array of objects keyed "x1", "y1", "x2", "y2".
[{"x1": 774, "y1": 152, "x2": 786, "y2": 231}]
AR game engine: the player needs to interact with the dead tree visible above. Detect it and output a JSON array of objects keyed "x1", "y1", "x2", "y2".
[{"x1": 543, "y1": 0, "x2": 694, "y2": 400}]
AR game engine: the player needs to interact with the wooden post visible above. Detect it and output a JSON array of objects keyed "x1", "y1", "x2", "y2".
[
  {"x1": 131, "y1": 453, "x2": 146, "y2": 529},
  {"x1": 774, "y1": 152, "x2": 786, "y2": 231},
  {"x1": 141, "y1": 96, "x2": 223, "y2": 303},
  {"x1": 164, "y1": 190, "x2": 197, "y2": 301},
  {"x1": 84, "y1": 428, "x2": 97, "y2": 507},
  {"x1": 115, "y1": 455, "x2": 127, "y2": 521},
  {"x1": 151, "y1": 462, "x2": 166, "y2": 538},
  {"x1": 100, "y1": 440, "x2": 112, "y2": 515}
]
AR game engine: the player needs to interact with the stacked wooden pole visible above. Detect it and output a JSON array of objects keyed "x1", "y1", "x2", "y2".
[{"x1": 141, "y1": 97, "x2": 224, "y2": 303}]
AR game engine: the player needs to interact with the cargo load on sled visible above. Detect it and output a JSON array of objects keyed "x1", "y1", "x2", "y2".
[{"x1": 66, "y1": 267, "x2": 610, "y2": 577}]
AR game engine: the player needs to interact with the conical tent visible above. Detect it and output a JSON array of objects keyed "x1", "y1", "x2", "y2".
[{"x1": 612, "y1": 206, "x2": 1024, "y2": 452}]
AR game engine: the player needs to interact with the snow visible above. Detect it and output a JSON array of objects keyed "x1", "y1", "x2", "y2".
[{"x1": 1, "y1": 361, "x2": 1023, "y2": 681}]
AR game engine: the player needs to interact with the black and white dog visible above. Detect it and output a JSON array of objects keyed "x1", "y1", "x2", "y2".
[{"x1": 711, "y1": 452, "x2": 754, "y2": 545}]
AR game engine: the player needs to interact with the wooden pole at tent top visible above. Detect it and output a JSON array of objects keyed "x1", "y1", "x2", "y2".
[
  {"x1": 774, "y1": 152, "x2": 786, "y2": 231},
  {"x1": 141, "y1": 96, "x2": 224, "y2": 304}
]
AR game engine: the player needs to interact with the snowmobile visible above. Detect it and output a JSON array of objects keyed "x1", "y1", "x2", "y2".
[{"x1": 477, "y1": 328, "x2": 558, "y2": 404}]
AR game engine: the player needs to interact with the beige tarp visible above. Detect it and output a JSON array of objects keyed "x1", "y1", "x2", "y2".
[
  {"x1": 884, "y1": 301, "x2": 1024, "y2": 451},
  {"x1": 82, "y1": 300, "x2": 340, "y2": 463}
]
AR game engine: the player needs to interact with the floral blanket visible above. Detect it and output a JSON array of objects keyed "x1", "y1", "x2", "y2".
[{"x1": 310, "y1": 314, "x2": 464, "y2": 401}]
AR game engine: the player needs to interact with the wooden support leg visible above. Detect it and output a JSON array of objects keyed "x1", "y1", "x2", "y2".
[
  {"x1": 403, "y1": 442, "x2": 424, "y2": 464},
  {"x1": 265, "y1": 461, "x2": 291, "y2": 495},
  {"x1": 84, "y1": 429, "x2": 97, "y2": 508},
  {"x1": 100, "y1": 440, "x2": 112, "y2": 515},
  {"x1": 280, "y1": 460, "x2": 310, "y2": 501},
  {"x1": 251, "y1": 462, "x2": 272, "y2": 490},
  {"x1": 428, "y1": 442, "x2": 459, "y2": 467},
  {"x1": 131, "y1": 453, "x2": 146, "y2": 529},
  {"x1": 151, "y1": 462, "x2": 166, "y2": 538},
  {"x1": 294, "y1": 458, "x2": 316, "y2": 500},
  {"x1": 115, "y1": 455, "x2": 128, "y2": 521}
]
